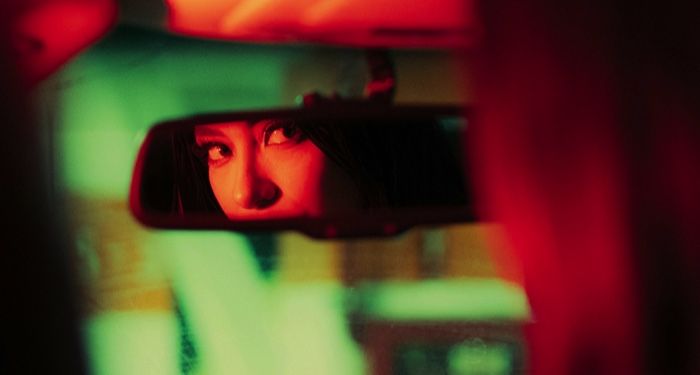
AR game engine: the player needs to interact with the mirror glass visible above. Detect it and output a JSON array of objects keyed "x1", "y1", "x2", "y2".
[{"x1": 131, "y1": 105, "x2": 473, "y2": 236}]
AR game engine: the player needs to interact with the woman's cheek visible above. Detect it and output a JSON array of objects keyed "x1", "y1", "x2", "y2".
[{"x1": 271, "y1": 146, "x2": 327, "y2": 208}]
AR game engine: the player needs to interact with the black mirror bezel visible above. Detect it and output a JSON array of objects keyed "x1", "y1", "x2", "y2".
[{"x1": 129, "y1": 103, "x2": 476, "y2": 238}]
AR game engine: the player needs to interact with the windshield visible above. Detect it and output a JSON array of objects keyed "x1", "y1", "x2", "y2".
[{"x1": 42, "y1": 25, "x2": 529, "y2": 374}]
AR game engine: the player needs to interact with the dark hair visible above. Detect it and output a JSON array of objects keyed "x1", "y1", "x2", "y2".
[
  {"x1": 138, "y1": 127, "x2": 224, "y2": 216},
  {"x1": 148, "y1": 115, "x2": 469, "y2": 215},
  {"x1": 298, "y1": 116, "x2": 469, "y2": 209}
]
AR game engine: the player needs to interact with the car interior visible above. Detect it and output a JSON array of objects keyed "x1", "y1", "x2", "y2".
[{"x1": 2, "y1": 1, "x2": 699, "y2": 375}]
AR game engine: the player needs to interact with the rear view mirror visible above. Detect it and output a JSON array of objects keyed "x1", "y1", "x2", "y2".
[{"x1": 129, "y1": 104, "x2": 474, "y2": 237}]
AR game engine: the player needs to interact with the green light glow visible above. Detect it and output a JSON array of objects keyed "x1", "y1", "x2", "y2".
[
  {"x1": 52, "y1": 26, "x2": 529, "y2": 375},
  {"x1": 271, "y1": 283, "x2": 366, "y2": 375},
  {"x1": 355, "y1": 278, "x2": 531, "y2": 322},
  {"x1": 85, "y1": 312, "x2": 179, "y2": 375},
  {"x1": 55, "y1": 27, "x2": 369, "y2": 374},
  {"x1": 448, "y1": 340, "x2": 513, "y2": 375},
  {"x1": 153, "y1": 231, "x2": 276, "y2": 374},
  {"x1": 150, "y1": 231, "x2": 365, "y2": 375}
]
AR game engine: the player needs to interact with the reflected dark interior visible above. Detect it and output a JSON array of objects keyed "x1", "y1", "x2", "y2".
[
  {"x1": 301, "y1": 115, "x2": 469, "y2": 209},
  {"x1": 140, "y1": 126, "x2": 224, "y2": 215}
]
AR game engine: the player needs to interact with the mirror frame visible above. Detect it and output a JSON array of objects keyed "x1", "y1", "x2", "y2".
[{"x1": 129, "y1": 103, "x2": 476, "y2": 238}]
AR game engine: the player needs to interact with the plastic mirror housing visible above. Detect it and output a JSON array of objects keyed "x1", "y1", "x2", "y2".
[{"x1": 129, "y1": 103, "x2": 476, "y2": 238}]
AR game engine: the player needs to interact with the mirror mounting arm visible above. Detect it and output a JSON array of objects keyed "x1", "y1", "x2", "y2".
[
  {"x1": 364, "y1": 48, "x2": 396, "y2": 103},
  {"x1": 301, "y1": 48, "x2": 396, "y2": 107}
]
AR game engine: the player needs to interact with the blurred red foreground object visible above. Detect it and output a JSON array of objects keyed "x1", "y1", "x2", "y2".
[
  {"x1": 6, "y1": 0, "x2": 116, "y2": 87},
  {"x1": 474, "y1": 1, "x2": 700, "y2": 374}
]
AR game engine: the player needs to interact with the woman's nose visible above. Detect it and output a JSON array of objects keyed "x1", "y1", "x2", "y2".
[{"x1": 232, "y1": 162, "x2": 280, "y2": 209}]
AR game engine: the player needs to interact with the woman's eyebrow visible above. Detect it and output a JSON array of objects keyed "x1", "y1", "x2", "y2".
[
  {"x1": 250, "y1": 119, "x2": 283, "y2": 139},
  {"x1": 252, "y1": 119, "x2": 277, "y2": 129}
]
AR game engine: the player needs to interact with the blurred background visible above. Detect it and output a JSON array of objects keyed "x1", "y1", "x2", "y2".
[
  {"x1": 33, "y1": 19, "x2": 530, "y2": 375},
  {"x1": 9, "y1": 0, "x2": 700, "y2": 374}
]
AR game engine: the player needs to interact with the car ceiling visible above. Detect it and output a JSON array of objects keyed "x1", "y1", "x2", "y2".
[
  {"x1": 119, "y1": 0, "x2": 477, "y2": 48},
  {"x1": 9, "y1": 0, "x2": 475, "y2": 85}
]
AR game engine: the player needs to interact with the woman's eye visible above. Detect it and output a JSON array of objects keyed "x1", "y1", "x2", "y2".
[
  {"x1": 265, "y1": 124, "x2": 303, "y2": 146},
  {"x1": 202, "y1": 143, "x2": 231, "y2": 163}
]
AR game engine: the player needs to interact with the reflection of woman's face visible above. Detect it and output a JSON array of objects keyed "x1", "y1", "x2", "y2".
[{"x1": 194, "y1": 120, "x2": 359, "y2": 219}]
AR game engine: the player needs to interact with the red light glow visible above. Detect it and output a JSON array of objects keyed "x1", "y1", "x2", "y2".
[
  {"x1": 10, "y1": 0, "x2": 116, "y2": 86},
  {"x1": 165, "y1": 0, "x2": 476, "y2": 48}
]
